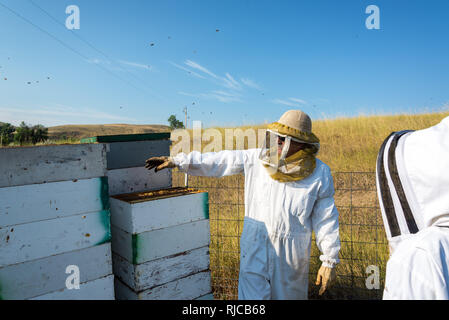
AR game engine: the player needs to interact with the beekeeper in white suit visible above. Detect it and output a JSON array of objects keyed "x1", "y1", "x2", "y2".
[
  {"x1": 376, "y1": 115, "x2": 449, "y2": 299},
  {"x1": 146, "y1": 110, "x2": 341, "y2": 299}
]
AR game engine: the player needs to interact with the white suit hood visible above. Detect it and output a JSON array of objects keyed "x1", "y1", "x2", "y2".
[{"x1": 376, "y1": 116, "x2": 449, "y2": 250}]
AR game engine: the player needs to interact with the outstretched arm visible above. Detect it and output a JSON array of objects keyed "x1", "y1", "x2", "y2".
[
  {"x1": 146, "y1": 149, "x2": 250, "y2": 177},
  {"x1": 172, "y1": 150, "x2": 248, "y2": 177}
]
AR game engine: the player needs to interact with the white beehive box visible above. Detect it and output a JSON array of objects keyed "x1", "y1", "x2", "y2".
[
  {"x1": 110, "y1": 187, "x2": 212, "y2": 300},
  {"x1": 81, "y1": 133, "x2": 172, "y2": 196},
  {"x1": 0, "y1": 144, "x2": 114, "y2": 300}
]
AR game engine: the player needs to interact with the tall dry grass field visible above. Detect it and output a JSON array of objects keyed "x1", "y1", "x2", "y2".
[
  {"x1": 172, "y1": 112, "x2": 449, "y2": 299},
  {"x1": 173, "y1": 112, "x2": 449, "y2": 171}
]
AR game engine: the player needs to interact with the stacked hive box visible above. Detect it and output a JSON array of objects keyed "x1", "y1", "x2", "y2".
[
  {"x1": 81, "y1": 133, "x2": 173, "y2": 197},
  {"x1": 81, "y1": 133, "x2": 213, "y2": 300},
  {"x1": 0, "y1": 144, "x2": 114, "y2": 300},
  {"x1": 111, "y1": 188, "x2": 212, "y2": 300}
]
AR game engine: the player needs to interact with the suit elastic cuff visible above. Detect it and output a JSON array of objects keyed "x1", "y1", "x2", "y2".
[
  {"x1": 320, "y1": 255, "x2": 339, "y2": 268},
  {"x1": 170, "y1": 154, "x2": 183, "y2": 167}
]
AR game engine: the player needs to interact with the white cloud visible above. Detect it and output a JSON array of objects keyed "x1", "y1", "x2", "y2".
[
  {"x1": 168, "y1": 61, "x2": 206, "y2": 79},
  {"x1": 288, "y1": 97, "x2": 307, "y2": 105},
  {"x1": 272, "y1": 99, "x2": 303, "y2": 107},
  {"x1": 223, "y1": 73, "x2": 241, "y2": 90},
  {"x1": 185, "y1": 60, "x2": 219, "y2": 79},
  {"x1": 177, "y1": 91, "x2": 197, "y2": 97},
  {"x1": 272, "y1": 97, "x2": 309, "y2": 107},
  {"x1": 172, "y1": 60, "x2": 264, "y2": 102},
  {"x1": 211, "y1": 90, "x2": 238, "y2": 97},
  {"x1": 241, "y1": 78, "x2": 261, "y2": 90},
  {"x1": 178, "y1": 90, "x2": 242, "y2": 103},
  {"x1": 118, "y1": 60, "x2": 153, "y2": 71},
  {"x1": 182, "y1": 60, "x2": 243, "y2": 91},
  {"x1": 87, "y1": 58, "x2": 153, "y2": 73},
  {"x1": 86, "y1": 58, "x2": 122, "y2": 72}
]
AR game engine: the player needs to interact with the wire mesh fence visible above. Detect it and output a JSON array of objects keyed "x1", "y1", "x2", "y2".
[{"x1": 172, "y1": 169, "x2": 388, "y2": 300}]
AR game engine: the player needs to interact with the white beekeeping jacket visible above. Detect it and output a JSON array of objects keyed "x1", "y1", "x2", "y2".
[{"x1": 376, "y1": 116, "x2": 449, "y2": 299}]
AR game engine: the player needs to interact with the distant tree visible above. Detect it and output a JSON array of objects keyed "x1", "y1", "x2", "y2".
[
  {"x1": 0, "y1": 122, "x2": 15, "y2": 146},
  {"x1": 168, "y1": 115, "x2": 185, "y2": 130},
  {"x1": 13, "y1": 122, "x2": 49, "y2": 145},
  {"x1": 31, "y1": 124, "x2": 48, "y2": 144},
  {"x1": 14, "y1": 121, "x2": 32, "y2": 145}
]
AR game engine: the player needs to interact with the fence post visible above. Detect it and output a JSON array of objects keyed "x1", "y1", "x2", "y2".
[{"x1": 350, "y1": 172, "x2": 354, "y2": 293}]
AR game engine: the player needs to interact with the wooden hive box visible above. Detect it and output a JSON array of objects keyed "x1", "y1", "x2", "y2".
[
  {"x1": 0, "y1": 144, "x2": 114, "y2": 300},
  {"x1": 110, "y1": 187, "x2": 213, "y2": 300},
  {"x1": 81, "y1": 133, "x2": 172, "y2": 196}
]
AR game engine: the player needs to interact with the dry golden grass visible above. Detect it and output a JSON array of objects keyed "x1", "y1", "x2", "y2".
[
  {"x1": 175, "y1": 111, "x2": 449, "y2": 172},
  {"x1": 312, "y1": 112, "x2": 449, "y2": 171}
]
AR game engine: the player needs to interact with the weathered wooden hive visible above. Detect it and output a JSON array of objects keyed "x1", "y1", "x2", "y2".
[
  {"x1": 81, "y1": 133, "x2": 213, "y2": 300},
  {"x1": 111, "y1": 188, "x2": 212, "y2": 300},
  {"x1": 0, "y1": 144, "x2": 114, "y2": 300},
  {"x1": 80, "y1": 133, "x2": 173, "y2": 196}
]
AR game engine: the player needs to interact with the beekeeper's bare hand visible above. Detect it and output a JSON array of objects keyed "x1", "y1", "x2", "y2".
[
  {"x1": 145, "y1": 156, "x2": 176, "y2": 172},
  {"x1": 315, "y1": 265, "x2": 336, "y2": 295}
]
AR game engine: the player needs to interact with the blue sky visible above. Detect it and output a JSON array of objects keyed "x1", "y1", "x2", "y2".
[{"x1": 1, "y1": 0, "x2": 448, "y2": 128}]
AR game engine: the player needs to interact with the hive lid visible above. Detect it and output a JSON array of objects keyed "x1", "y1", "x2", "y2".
[
  {"x1": 111, "y1": 187, "x2": 206, "y2": 203},
  {"x1": 80, "y1": 132, "x2": 171, "y2": 143}
]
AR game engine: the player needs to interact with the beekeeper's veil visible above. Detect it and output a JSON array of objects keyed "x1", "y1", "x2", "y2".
[
  {"x1": 376, "y1": 116, "x2": 449, "y2": 253},
  {"x1": 259, "y1": 110, "x2": 320, "y2": 182}
]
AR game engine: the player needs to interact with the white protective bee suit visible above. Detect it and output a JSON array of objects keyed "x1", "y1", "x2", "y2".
[
  {"x1": 376, "y1": 116, "x2": 449, "y2": 299},
  {"x1": 172, "y1": 147, "x2": 340, "y2": 299}
]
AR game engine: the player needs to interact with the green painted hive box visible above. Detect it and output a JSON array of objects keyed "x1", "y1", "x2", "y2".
[
  {"x1": 80, "y1": 132, "x2": 170, "y2": 144},
  {"x1": 110, "y1": 187, "x2": 212, "y2": 300}
]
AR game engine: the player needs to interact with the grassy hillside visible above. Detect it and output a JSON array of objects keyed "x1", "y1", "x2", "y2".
[{"x1": 48, "y1": 123, "x2": 171, "y2": 140}]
